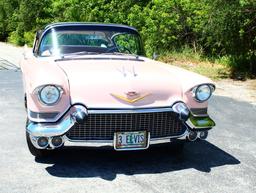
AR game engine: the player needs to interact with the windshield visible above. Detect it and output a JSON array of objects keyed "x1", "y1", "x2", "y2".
[{"x1": 38, "y1": 27, "x2": 144, "y2": 57}]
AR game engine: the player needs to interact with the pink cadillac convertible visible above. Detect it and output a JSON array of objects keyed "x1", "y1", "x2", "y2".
[{"x1": 21, "y1": 22, "x2": 215, "y2": 157}]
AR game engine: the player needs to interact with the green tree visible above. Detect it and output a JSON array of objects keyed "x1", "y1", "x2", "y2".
[
  {"x1": 0, "y1": 0, "x2": 255, "y2": 74},
  {"x1": 0, "y1": 0, "x2": 18, "y2": 41}
]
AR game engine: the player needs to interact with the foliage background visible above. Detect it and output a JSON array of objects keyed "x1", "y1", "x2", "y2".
[{"x1": 0, "y1": 0, "x2": 255, "y2": 75}]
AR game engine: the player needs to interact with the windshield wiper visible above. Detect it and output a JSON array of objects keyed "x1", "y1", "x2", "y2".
[
  {"x1": 61, "y1": 51, "x2": 100, "y2": 58},
  {"x1": 101, "y1": 51, "x2": 140, "y2": 59},
  {"x1": 56, "y1": 50, "x2": 140, "y2": 61},
  {"x1": 104, "y1": 45, "x2": 140, "y2": 59}
]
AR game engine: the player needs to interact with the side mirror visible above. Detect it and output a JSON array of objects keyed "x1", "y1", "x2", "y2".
[
  {"x1": 32, "y1": 30, "x2": 42, "y2": 54},
  {"x1": 36, "y1": 31, "x2": 42, "y2": 39},
  {"x1": 152, "y1": 52, "x2": 159, "y2": 60}
]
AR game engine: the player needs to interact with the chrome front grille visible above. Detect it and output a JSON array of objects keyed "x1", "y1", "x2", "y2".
[{"x1": 66, "y1": 111, "x2": 185, "y2": 140}]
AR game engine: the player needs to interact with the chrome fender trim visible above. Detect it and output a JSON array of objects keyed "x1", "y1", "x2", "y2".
[
  {"x1": 26, "y1": 105, "x2": 87, "y2": 137},
  {"x1": 27, "y1": 115, "x2": 75, "y2": 137}
]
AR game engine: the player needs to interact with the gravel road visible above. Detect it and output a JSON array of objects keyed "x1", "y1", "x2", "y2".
[{"x1": 0, "y1": 44, "x2": 255, "y2": 193}]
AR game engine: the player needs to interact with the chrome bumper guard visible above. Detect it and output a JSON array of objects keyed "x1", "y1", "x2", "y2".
[
  {"x1": 26, "y1": 105, "x2": 86, "y2": 137},
  {"x1": 27, "y1": 115, "x2": 74, "y2": 137}
]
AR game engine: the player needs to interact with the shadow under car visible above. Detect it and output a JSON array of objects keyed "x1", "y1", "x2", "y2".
[{"x1": 36, "y1": 140, "x2": 240, "y2": 181}]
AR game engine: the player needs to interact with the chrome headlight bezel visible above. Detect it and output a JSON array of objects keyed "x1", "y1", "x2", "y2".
[
  {"x1": 36, "y1": 85, "x2": 63, "y2": 106},
  {"x1": 193, "y1": 84, "x2": 215, "y2": 102}
]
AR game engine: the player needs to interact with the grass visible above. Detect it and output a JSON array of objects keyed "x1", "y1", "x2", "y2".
[{"x1": 158, "y1": 48, "x2": 232, "y2": 80}]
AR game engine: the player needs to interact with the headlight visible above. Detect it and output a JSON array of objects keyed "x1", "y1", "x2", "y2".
[
  {"x1": 38, "y1": 85, "x2": 61, "y2": 105},
  {"x1": 194, "y1": 84, "x2": 213, "y2": 102}
]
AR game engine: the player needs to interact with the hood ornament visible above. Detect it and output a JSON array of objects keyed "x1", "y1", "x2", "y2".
[
  {"x1": 111, "y1": 91, "x2": 150, "y2": 103},
  {"x1": 116, "y1": 65, "x2": 137, "y2": 77}
]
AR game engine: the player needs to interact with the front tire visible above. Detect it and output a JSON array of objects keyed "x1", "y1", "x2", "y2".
[{"x1": 26, "y1": 119, "x2": 50, "y2": 157}]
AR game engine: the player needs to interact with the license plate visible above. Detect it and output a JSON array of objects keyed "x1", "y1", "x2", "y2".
[{"x1": 114, "y1": 131, "x2": 148, "y2": 150}]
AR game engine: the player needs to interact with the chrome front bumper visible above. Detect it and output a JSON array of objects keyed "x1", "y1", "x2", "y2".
[
  {"x1": 63, "y1": 133, "x2": 188, "y2": 149},
  {"x1": 26, "y1": 104, "x2": 213, "y2": 149},
  {"x1": 27, "y1": 115, "x2": 74, "y2": 137}
]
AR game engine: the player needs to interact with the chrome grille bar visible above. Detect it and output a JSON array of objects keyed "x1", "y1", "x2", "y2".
[{"x1": 66, "y1": 111, "x2": 185, "y2": 140}]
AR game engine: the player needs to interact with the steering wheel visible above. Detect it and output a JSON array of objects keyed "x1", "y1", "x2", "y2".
[{"x1": 105, "y1": 45, "x2": 132, "y2": 54}]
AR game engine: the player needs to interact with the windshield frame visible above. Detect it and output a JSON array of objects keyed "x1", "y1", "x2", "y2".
[{"x1": 35, "y1": 23, "x2": 145, "y2": 57}]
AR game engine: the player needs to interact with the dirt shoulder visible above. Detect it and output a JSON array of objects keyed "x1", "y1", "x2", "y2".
[
  {"x1": 215, "y1": 79, "x2": 256, "y2": 105},
  {"x1": 0, "y1": 42, "x2": 24, "y2": 67},
  {"x1": 161, "y1": 57, "x2": 256, "y2": 105}
]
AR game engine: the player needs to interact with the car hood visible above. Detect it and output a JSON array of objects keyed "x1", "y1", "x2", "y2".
[{"x1": 56, "y1": 56, "x2": 210, "y2": 109}]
